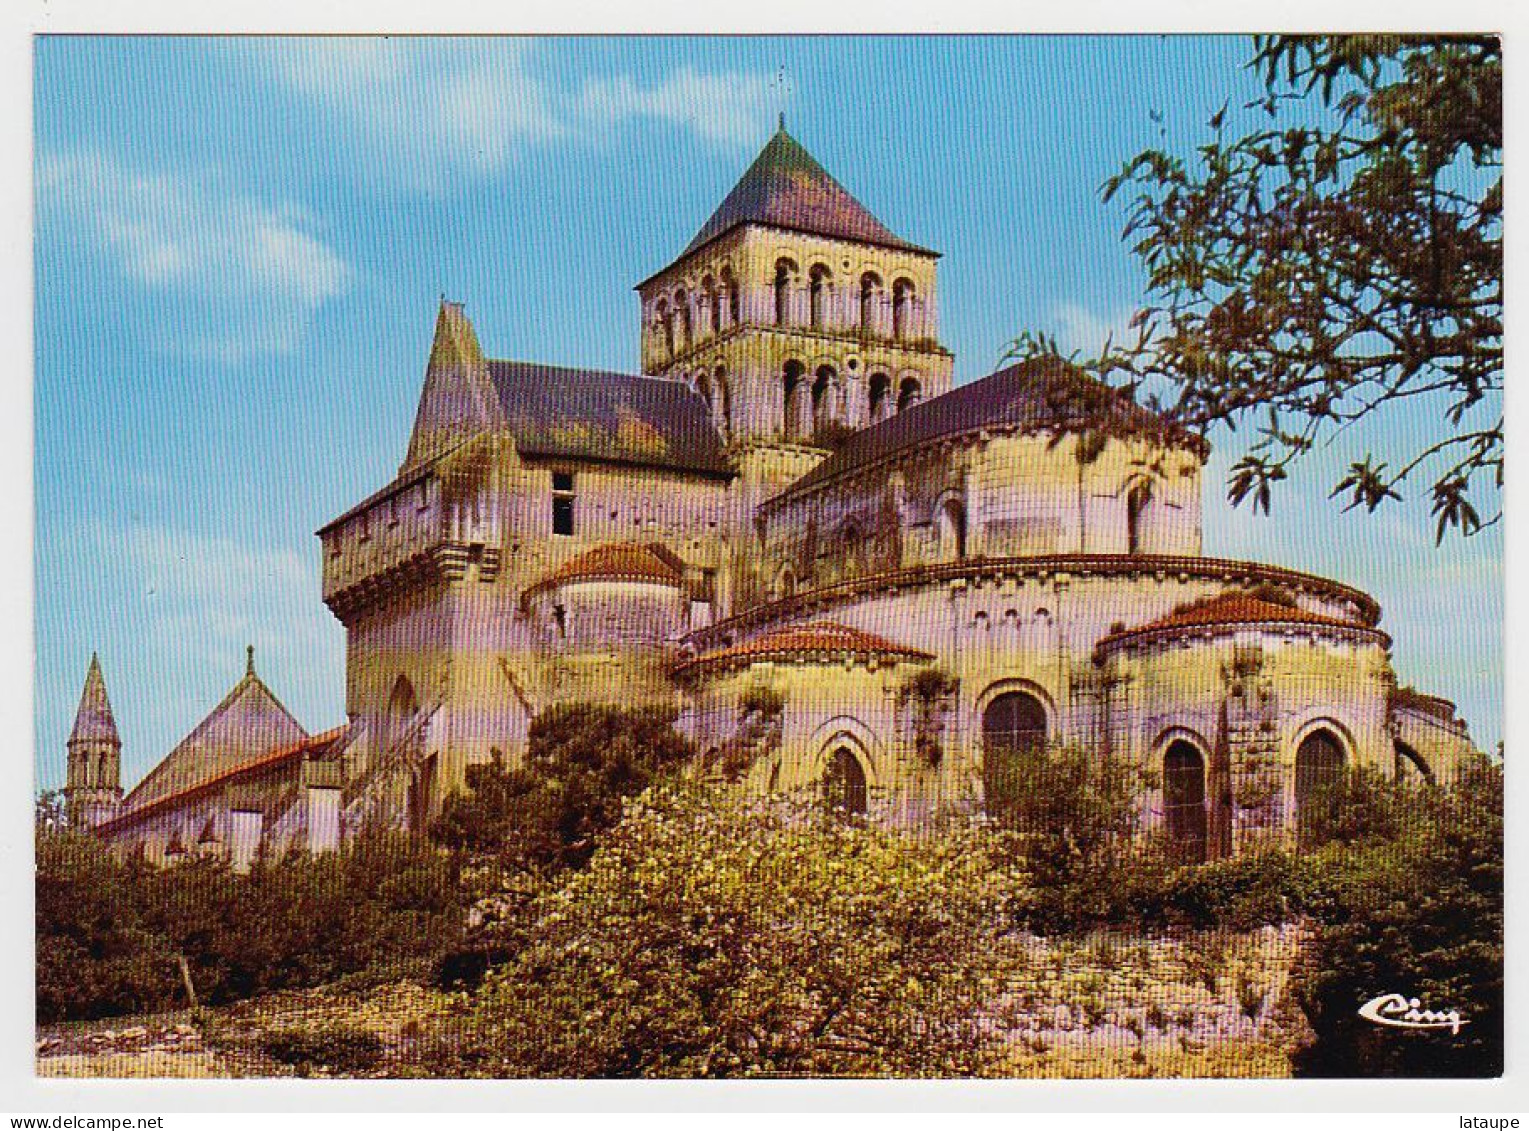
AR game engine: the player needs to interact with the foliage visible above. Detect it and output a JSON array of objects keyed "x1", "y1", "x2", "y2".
[
  {"x1": 259, "y1": 1025, "x2": 384, "y2": 1077},
  {"x1": 1148, "y1": 851, "x2": 1321, "y2": 932},
  {"x1": 1292, "y1": 762, "x2": 1502, "y2": 1077},
  {"x1": 461, "y1": 784, "x2": 1026, "y2": 1078},
  {"x1": 35, "y1": 832, "x2": 179, "y2": 1023},
  {"x1": 427, "y1": 705, "x2": 697, "y2": 988},
  {"x1": 989, "y1": 747, "x2": 1149, "y2": 931},
  {"x1": 35, "y1": 828, "x2": 461, "y2": 1023},
  {"x1": 35, "y1": 789, "x2": 67, "y2": 834},
  {"x1": 1019, "y1": 35, "x2": 1502, "y2": 543}
]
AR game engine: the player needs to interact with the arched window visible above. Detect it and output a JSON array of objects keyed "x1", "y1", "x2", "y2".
[
  {"x1": 982, "y1": 690, "x2": 1047, "y2": 814},
  {"x1": 897, "y1": 377, "x2": 922, "y2": 413},
  {"x1": 774, "y1": 259, "x2": 796, "y2": 326},
  {"x1": 675, "y1": 289, "x2": 692, "y2": 349},
  {"x1": 776, "y1": 565, "x2": 796, "y2": 600},
  {"x1": 720, "y1": 266, "x2": 740, "y2": 326},
  {"x1": 1395, "y1": 740, "x2": 1435, "y2": 784},
  {"x1": 812, "y1": 365, "x2": 838, "y2": 431},
  {"x1": 809, "y1": 264, "x2": 832, "y2": 328},
  {"x1": 657, "y1": 300, "x2": 674, "y2": 358},
  {"x1": 1127, "y1": 480, "x2": 1153, "y2": 555},
  {"x1": 386, "y1": 675, "x2": 420, "y2": 757},
  {"x1": 702, "y1": 275, "x2": 720, "y2": 336},
  {"x1": 841, "y1": 519, "x2": 865, "y2": 575},
  {"x1": 782, "y1": 361, "x2": 808, "y2": 441},
  {"x1": 823, "y1": 746, "x2": 868, "y2": 816},
  {"x1": 859, "y1": 272, "x2": 882, "y2": 333},
  {"x1": 938, "y1": 498, "x2": 967, "y2": 561},
  {"x1": 868, "y1": 373, "x2": 892, "y2": 423},
  {"x1": 1295, "y1": 729, "x2": 1347, "y2": 846},
  {"x1": 892, "y1": 278, "x2": 915, "y2": 340},
  {"x1": 713, "y1": 367, "x2": 732, "y2": 437},
  {"x1": 1163, "y1": 741, "x2": 1208, "y2": 864}
]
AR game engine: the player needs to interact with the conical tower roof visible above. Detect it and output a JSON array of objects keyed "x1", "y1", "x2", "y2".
[
  {"x1": 681, "y1": 123, "x2": 934, "y2": 258},
  {"x1": 69, "y1": 653, "x2": 120, "y2": 746}
]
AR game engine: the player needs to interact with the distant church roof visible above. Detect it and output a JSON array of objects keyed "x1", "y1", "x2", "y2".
[
  {"x1": 680, "y1": 124, "x2": 935, "y2": 260},
  {"x1": 119, "y1": 648, "x2": 309, "y2": 813},
  {"x1": 68, "y1": 653, "x2": 120, "y2": 746},
  {"x1": 525, "y1": 541, "x2": 686, "y2": 598},
  {"x1": 487, "y1": 361, "x2": 734, "y2": 478},
  {"x1": 775, "y1": 357, "x2": 1199, "y2": 503},
  {"x1": 675, "y1": 620, "x2": 933, "y2": 676}
]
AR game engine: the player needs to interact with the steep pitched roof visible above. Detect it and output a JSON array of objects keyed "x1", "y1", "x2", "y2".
[
  {"x1": 681, "y1": 125, "x2": 935, "y2": 259},
  {"x1": 487, "y1": 361, "x2": 733, "y2": 477},
  {"x1": 120, "y1": 652, "x2": 308, "y2": 813},
  {"x1": 774, "y1": 357, "x2": 1198, "y2": 503},
  {"x1": 675, "y1": 621, "x2": 933, "y2": 676},
  {"x1": 526, "y1": 541, "x2": 685, "y2": 598},
  {"x1": 68, "y1": 653, "x2": 120, "y2": 746}
]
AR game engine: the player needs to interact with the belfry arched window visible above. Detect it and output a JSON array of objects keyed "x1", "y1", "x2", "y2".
[
  {"x1": 675, "y1": 288, "x2": 692, "y2": 349},
  {"x1": 1163, "y1": 740, "x2": 1208, "y2": 864},
  {"x1": 809, "y1": 264, "x2": 832, "y2": 329},
  {"x1": 892, "y1": 278, "x2": 915, "y2": 340},
  {"x1": 811, "y1": 366, "x2": 839, "y2": 432},
  {"x1": 702, "y1": 275, "x2": 720, "y2": 337},
  {"x1": 720, "y1": 266, "x2": 740, "y2": 326},
  {"x1": 713, "y1": 367, "x2": 732, "y2": 437},
  {"x1": 859, "y1": 272, "x2": 882, "y2": 334},
  {"x1": 982, "y1": 690, "x2": 1047, "y2": 815},
  {"x1": 823, "y1": 746, "x2": 868, "y2": 816},
  {"x1": 657, "y1": 300, "x2": 674, "y2": 358},
  {"x1": 1295, "y1": 728, "x2": 1347, "y2": 846},
  {"x1": 897, "y1": 377, "x2": 922, "y2": 413},
  {"x1": 868, "y1": 373, "x2": 892, "y2": 423},
  {"x1": 774, "y1": 259, "x2": 797, "y2": 326},
  {"x1": 783, "y1": 360, "x2": 809, "y2": 441}
]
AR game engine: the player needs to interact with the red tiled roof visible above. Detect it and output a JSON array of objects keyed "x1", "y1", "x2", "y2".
[
  {"x1": 526, "y1": 541, "x2": 685, "y2": 598},
  {"x1": 676, "y1": 620, "x2": 932, "y2": 676},
  {"x1": 99, "y1": 725, "x2": 349, "y2": 835},
  {"x1": 1097, "y1": 592, "x2": 1388, "y2": 654}
]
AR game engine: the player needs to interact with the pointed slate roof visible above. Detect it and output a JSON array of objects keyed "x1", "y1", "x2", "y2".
[
  {"x1": 120, "y1": 649, "x2": 308, "y2": 813},
  {"x1": 681, "y1": 125, "x2": 935, "y2": 259},
  {"x1": 68, "y1": 653, "x2": 120, "y2": 746}
]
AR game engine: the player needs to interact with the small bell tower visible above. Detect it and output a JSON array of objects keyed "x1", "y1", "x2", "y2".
[{"x1": 64, "y1": 653, "x2": 123, "y2": 829}]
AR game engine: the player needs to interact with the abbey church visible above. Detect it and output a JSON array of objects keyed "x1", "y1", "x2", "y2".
[{"x1": 64, "y1": 124, "x2": 1481, "y2": 869}]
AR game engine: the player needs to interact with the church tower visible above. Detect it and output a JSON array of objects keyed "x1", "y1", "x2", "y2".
[
  {"x1": 64, "y1": 654, "x2": 123, "y2": 829},
  {"x1": 635, "y1": 120, "x2": 954, "y2": 607}
]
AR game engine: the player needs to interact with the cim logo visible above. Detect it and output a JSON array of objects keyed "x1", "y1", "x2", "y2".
[{"x1": 1359, "y1": 992, "x2": 1468, "y2": 1035}]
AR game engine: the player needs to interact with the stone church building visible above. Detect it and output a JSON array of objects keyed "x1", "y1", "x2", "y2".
[{"x1": 66, "y1": 124, "x2": 1480, "y2": 869}]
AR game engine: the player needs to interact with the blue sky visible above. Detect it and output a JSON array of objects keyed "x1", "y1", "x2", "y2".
[{"x1": 33, "y1": 35, "x2": 1502, "y2": 790}]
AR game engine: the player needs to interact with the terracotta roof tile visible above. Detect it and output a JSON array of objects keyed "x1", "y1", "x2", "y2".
[
  {"x1": 526, "y1": 541, "x2": 685, "y2": 598},
  {"x1": 1096, "y1": 592, "x2": 1387, "y2": 655},
  {"x1": 676, "y1": 620, "x2": 932, "y2": 676}
]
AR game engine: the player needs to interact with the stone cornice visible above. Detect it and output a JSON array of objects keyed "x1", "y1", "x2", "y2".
[{"x1": 691, "y1": 553, "x2": 1382, "y2": 650}]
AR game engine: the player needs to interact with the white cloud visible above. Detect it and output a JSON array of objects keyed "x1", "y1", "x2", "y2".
[
  {"x1": 255, "y1": 39, "x2": 775, "y2": 186},
  {"x1": 37, "y1": 148, "x2": 350, "y2": 360},
  {"x1": 1050, "y1": 301, "x2": 1141, "y2": 359}
]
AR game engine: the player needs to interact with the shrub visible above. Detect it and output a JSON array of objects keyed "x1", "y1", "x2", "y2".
[
  {"x1": 462, "y1": 784, "x2": 1026, "y2": 1078},
  {"x1": 1292, "y1": 763, "x2": 1503, "y2": 1077}
]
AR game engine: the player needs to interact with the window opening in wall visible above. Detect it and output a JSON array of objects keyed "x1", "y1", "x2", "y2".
[
  {"x1": 1295, "y1": 729, "x2": 1347, "y2": 847},
  {"x1": 868, "y1": 373, "x2": 891, "y2": 422},
  {"x1": 823, "y1": 746, "x2": 867, "y2": 816},
  {"x1": 809, "y1": 264, "x2": 831, "y2": 328},
  {"x1": 1163, "y1": 740, "x2": 1208, "y2": 864},
  {"x1": 897, "y1": 377, "x2": 922, "y2": 412},
  {"x1": 774, "y1": 259, "x2": 794, "y2": 326},
  {"x1": 552, "y1": 604, "x2": 567, "y2": 638},
  {"x1": 859, "y1": 272, "x2": 881, "y2": 333},
  {"x1": 552, "y1": 471, "x2": 576, "y2": 536},
  {"x1": 1127, "y1": 480, "x2": 1153, "y2": 555},
  {"x1": 892, "y1": 278, "x2": 914, "y2": 340},
  {"x1": 1394, "y1": 739, "x2": 1435, "y2": 783},
  {"x1": 982, "y1": 691, "x2": 1047, "y2": 816}
]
